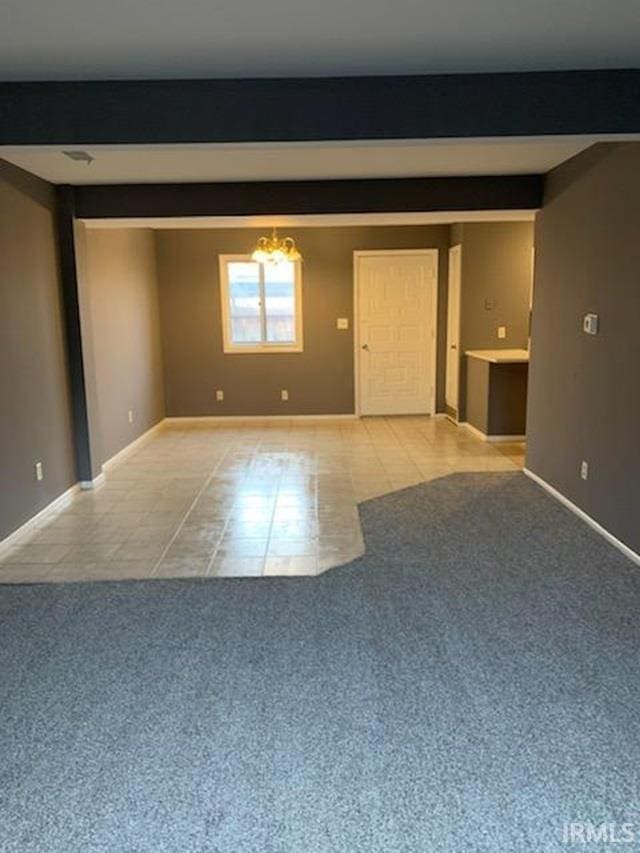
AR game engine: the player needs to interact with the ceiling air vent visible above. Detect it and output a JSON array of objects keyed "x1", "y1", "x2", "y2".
[{"x1": 62, "y1": 150, "x2": 94, "y2": 165}]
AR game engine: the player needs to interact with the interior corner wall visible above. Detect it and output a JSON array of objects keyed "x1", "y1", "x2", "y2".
[
  {"x1": 81, "y1": 228, "x2": 165, "y2": 465},
  {"x1": 453, "y1": 222, "x2": 534, "y2": 421},
  {"x1": 0, "y1": 160, "x2": 76, "y2": 541},
  {"x1": 526, "y1": 142, "x2": 640, "y2": 555},
  {"x1": 155, "y1": 225, "x2": 450, "y2": 416}
]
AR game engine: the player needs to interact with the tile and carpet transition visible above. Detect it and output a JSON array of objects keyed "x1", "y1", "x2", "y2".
[{"x1": 1, "y1": 472, "x2": 638, "y2": 851}]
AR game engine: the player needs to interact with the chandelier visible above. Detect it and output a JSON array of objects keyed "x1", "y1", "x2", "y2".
[{"x1": 251, "y1": 228, "x2": 301, "y2": 264}]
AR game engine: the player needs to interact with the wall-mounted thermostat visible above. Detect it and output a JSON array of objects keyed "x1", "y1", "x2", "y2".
[{"x1": 583, "y1": 313, "x2": 599, "y2": 335}]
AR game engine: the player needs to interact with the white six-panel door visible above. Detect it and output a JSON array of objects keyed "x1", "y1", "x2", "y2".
[{"x1": 355, "y1": 250, "x2": 438, "y2": 416}]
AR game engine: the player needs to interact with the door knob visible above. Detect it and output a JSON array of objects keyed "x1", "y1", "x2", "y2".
[{"x1": 362, "y1": 343, "x2": 370, "y2": 351}]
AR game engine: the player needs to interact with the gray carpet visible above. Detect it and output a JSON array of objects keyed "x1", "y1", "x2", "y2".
[{"x1": 1, "y1": 472, "x2": 639, "y2": 852}]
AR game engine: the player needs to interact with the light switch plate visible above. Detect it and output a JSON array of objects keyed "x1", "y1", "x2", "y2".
[
  {"x1": 497, "y1": 325, "x2": 507, "y2": 339},
  {"x1": 583, "y1": 313, "x2": 599, "y2": 335},
  {"x1": 336, "y1": 318, "x2": 349, "y2": 330},
  {"x1": 281, "y1": 389, "x2": 289, "y2": 401},
  {"x1": 216, "y1": 389, "x2": 224, "y2": 401}
]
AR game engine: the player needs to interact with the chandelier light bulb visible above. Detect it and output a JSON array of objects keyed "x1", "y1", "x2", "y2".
[{"x1": 251, "y1": 228, "x2": 302, "y2": 264}]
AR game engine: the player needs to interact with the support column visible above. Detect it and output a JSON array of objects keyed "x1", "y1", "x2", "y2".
[{"x1": 55, "y1": 185, "x2": 101, "y2": 485}]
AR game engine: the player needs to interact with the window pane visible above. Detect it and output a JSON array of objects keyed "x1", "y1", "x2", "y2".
[
  {"x1": 264, "y1": 262, "x2": 296, "y2": 343},
  {"x1": 228, "y1": 262, "x2": 261, "y2": 343}
]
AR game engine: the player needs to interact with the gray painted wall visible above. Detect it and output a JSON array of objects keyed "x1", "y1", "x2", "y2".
[
  {"x1": 155, "y1": 226, "x2": 450, "y2": 416},
  {"x1": 81, "y1": 228, "x2": 165, "y2": 465},
  {"x1": 465, "y1": 358, "x2": 491, "y2": 434},
  {"x1": 527, "y1": 142, "x2": 640, "y2": 554},
  {"x1": 452, "y1": 222, "x2": 534, "y2": 420},
  {"x1": 487, "y1": 363, "x2": 528, "y2": 436},
  {"x1": 465, "y1": 360, "x2": 528, "y2": 436},
  {"x1": 0, "y1": 161, "x2": 76, "y2": 540}
]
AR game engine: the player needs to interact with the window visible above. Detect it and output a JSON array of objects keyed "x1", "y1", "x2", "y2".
[{"x1": 219, "y1": 255, "x2": 303, "y2": 353}]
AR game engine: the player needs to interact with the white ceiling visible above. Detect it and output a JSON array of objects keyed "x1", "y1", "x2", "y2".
[
  {"x1": 0, "y1": 0, "x2": 639, "y2": 79},
  {"x1": 0, "y1": 137, "x2": 610, "y2": 185}
]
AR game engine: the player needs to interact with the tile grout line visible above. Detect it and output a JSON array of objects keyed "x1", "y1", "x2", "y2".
[
  {"x1": 148, "y1": 444, "x2": 232, "y2": 577},
  {"x1": 261, "y1": 428, "x2": 319, "y2": 576},
  {"x1": 205, "y1": 432, "x2": 281, "y2": 578},
  {"x1": 258, "y1": 437, "x2": 286, "y2": 577}
]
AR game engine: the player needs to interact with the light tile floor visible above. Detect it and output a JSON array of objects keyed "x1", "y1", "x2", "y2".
[
  {"x1": 495, "y1": 440, "x2": 526, "y2": 468},
  {"x1": 0, "y1": 417, "x2": 523, "y2": 582}
]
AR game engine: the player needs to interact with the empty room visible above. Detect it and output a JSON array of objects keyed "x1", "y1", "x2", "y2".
[{"x1": 1, "y1": 3, "x2": 639, "y2": 850}]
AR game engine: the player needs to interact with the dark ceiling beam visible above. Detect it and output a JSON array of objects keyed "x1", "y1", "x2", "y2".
[
  {"x1": 72, "y1": 175, "x2": 543, "y2": 219},
  {"x1": 1, "y1": 70, "x2": 639, "y2": 146}
]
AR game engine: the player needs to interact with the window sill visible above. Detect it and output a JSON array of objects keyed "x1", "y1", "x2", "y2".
[{"x1": 223, "y1": 345, "x2": 304, "y2": 355}]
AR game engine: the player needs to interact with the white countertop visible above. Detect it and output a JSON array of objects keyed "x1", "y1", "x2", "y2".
[{"x1": 465, "y1": 348, "x2": 530, "y2": 364}]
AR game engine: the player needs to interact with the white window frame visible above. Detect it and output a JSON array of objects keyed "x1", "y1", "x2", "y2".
[{"x1": 218, "y1": 254, "x2": 303, "y2": 354}]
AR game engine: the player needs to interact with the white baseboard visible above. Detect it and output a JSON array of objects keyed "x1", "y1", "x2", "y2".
[
  {"x1": 460, "y1": 422, "x2": 525, "y2": 442},
  {"x1": 524, "y1": 468, "x2": 640, "y2": 568},
  {"x1": 459, "y1": 422, "x2": 486, "y2": 440},
  {"x1": 0, "y1": 483, "x2": 80, "y2": 556},
  {"x1": 102, "y1": 419, "x2": 166, "y2": 472},
  {"x1": 0, "y1": 421, "x2": 165, "y2": 551},
  {"x1": 165, "y1": 414, "x2": 452, "y2": 425},
  {"x1": 164, "y1": 414, "x2": 359, "y2": 424}
]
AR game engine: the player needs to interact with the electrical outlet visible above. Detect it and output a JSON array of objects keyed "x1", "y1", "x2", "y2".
[
  {"x1": 128, "y1": 409, "x2": 134, "y2": 424},
  {"x1": 281, "y1": 389, "x2": 289, "y2": 401},
  {"x1": 583, "y1": 313, "x2": 599, "y2": 335},
  {"x1": 580, "y1": 460, "x2": 589, "y2": 481},
  {"x1": 34, "y1": 462, "x2": 44, "y2": 482},
  {"x1": 497, "y1": 325, "x2": 507, "y2": 339},
  {"x1": 216, "y1": 390, "x2": 224, "y2": 401}
]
